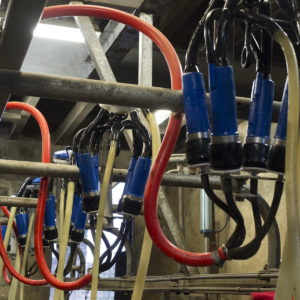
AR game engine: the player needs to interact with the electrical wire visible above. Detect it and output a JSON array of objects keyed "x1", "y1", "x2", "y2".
[{"x1": 90, "y1": 139, "x2": 117, "y2": 300}]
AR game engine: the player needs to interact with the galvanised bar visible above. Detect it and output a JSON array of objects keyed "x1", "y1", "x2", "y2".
[{"x1": 0, "y1": 70, "x2": 281, "y2": 121}]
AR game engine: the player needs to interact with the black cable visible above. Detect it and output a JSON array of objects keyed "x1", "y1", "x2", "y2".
[
  {"x1": 26, "y1": 261, "x2": 39, "y2": 277},
  {"x1": 213, "y1": 214, "x2": 230, "y2": 234},
  {"x1": 50, "y1": 242, "x2": 59, "y2": 261},
  {"x1": 228, "y1": 179, "x2": 283, "y2": 259},
  {"x1": 250, "y1": 178, "x2": 262, "y2": 236},
  {"x1": 185, "y1": 0, "x2": 225, "y2": 72}
]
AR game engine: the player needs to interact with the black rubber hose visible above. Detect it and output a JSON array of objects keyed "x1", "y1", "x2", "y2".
[
  {"x1": 201, "y1": 174, "x2": 245, "y2": 249},
  {"x1": 250, "y1": 178, "x2": 262, "y2": 235},
  {"x1": 132, "y1": 129, "x2": 143, "y2": 159},
  {"x1": 185, "y1": 0, "x2": 224, "y2": 72},
  {"x1": 100, "y1": 220, "x2": 131, "y2": 272},
  {"x1": 221, "y1": 176, "x2": 246, "y2": 249},
  {"x1": 63, "y1": 244, "x2": 77, "y2": 276},
  {"x1": 228, "y1": 179, "x2": 283, "y2": 259},
  {"x1": 16, "y1": 177, "x2": 33, "y2": 197},
  {"x1": 130, "y1": 111, "x2": 152, "y2": 158},
  {"x1": 83, "y1": 237, "x2": 94, "y2": 253},
  {"x1": 204, "y1": 8, "x2": 223, "y2": 64},
  {"x1": 78, "y1": 108, "x2": 110, "y2": 153},
  {"x1": 100, "y1": 221, "x2": 126, "y2": 265}
]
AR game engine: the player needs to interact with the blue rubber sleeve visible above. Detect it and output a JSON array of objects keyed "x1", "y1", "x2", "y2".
[
  {"x1": 1, "y1": 225, "x2": 6, "y2": 239},
  {"x1": 44, "y1": 195, "x2": 56, "y2": 227},
  {"x1": 123, "y1": 157, "x2": 137, "y2": 195},
  {"x1": 74, "y1": 198, "x2": 87, "y2": 231},
  {"x1": 77, "y1": 153, "x2": 99, "y2": 195},
  {"x1": 92, "y1": 154, "x2": 100, "y2": 185},
  {"x1": 182, "y1": 72, "x2": 210, "y2": 134},
  {"x1": 127, "y1": 157, "x2": 152, "y2": 198},
  {"x1": 208, "y1": 64, "x2": 238, "y2": 136},
  {"x1": 274, "y1": 77, "x2": 288, "y2": 140},
  {"x1": 71, "y1": 194, "x2": 81, "y2": 224},
  {"x1": 247, "y1": 72, "x2": 274, "y2": 139},
  {"x1": 15, "y1": 213, "x2": 29, "y2": 236}
]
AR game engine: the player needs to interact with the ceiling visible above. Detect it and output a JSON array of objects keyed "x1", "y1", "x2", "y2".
[{"x1": 0, "y1": 0, "x2": 288, "y2": 150}]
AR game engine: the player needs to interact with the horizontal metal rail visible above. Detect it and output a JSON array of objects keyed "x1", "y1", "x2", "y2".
[
  {"x1": 0, "y1": 70, "x2": 281, "y2": 121},
  {"x1": 0, "y1": 159, "x2": 225, "y2": 189}
]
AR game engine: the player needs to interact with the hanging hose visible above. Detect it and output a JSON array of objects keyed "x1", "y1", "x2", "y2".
[
  {"x1": 90, "y1": 139, "x2": 117, "y2": 300},
  {"x1": 53, "y1": 181, "x2": 75, "y2": 300},
  {"x1": 20, "y1": 212, "x2": 35, "y2": 300},
  {"x1": 0, "y1": 207, "x2": 17, "y2": 281},
  {"x1": 59, "y1": 186, "x2": 65, "y2": 242},
  {"x1": 8, "y1": 244, "x2": 21, "y2": 300},
  {"x1": 130, "y1": 110, "x2": 160, "y2": 300}
]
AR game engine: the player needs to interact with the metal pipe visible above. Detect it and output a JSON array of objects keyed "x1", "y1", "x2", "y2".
[
  {"x1": 0, "y1": 159, "x2": 223, "y2": 189},
  {"x1": 0, "y1": 196, "x2": 38, "y2": 208},
  {"x1": 0, "y1": 70, "x2": 281, "y2": 121}
]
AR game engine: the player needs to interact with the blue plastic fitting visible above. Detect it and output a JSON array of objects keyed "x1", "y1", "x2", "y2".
[
  {"x1": 76, "y1": 153, "x2": 99, "y2": 198},
  {"x1": 1, "y1": 225, "x2": 6, "y2": 239},
  {"x1": 247, "y1": 72, "x2": 274, "y2": 139},
  {"x1": 71, "y1": 194, "x2": 81, "y2": 225},
  {"x1": 274, "y1": 78, "x2": 288, "y2": 141},
  {"x1": 74, "y1": 198, "x2": 87, "y2": 231},
  {"x1": 53, "y1": 150, "x2": 69, "y2": 161},
  {"x1": 15, "y1": 212, "x2": 29, "y2": 237},
  {"x1": 92, "y1": 154, "x2": 100, "y2": 187},
  {"x1": 123, "y1": 157, "x2": 137, "y2": 195},
  {"x1": 182, "y1": 72, "x2": 210, "y2": 134},
  {"x1": 44, "y1": 195, "x2": 56, "y2": 228},
  {"x1": 208, "y1": 64, "x2": 238, "y2": 137},
  {"x1": 127, "y1": 157, "x2": 152, "y2": 198}
]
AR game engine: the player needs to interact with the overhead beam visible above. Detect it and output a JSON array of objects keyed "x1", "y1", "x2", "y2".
[
  {"x1": 0, "y1": 70, "x2": 282, "y2": 122},
  {"x1": 0, "y1": 0, "x2": 47, "y2": 119}
]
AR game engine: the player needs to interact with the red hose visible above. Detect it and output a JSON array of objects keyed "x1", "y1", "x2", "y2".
[
  {"x1": 3, "y1": 265, "x2": 11, "y2": 285},
  {"x1": 42, "y1": 4, "x2": 225, "y2": 269}
]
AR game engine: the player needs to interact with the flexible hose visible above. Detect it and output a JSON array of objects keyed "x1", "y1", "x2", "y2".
[
  {"x1": 3, "y1": 265, "x2": 11, "y2": 284},
  {"x1": 0, "y1": 207, "x2": 17, "y2": 281},
  {"x1": 2, "y1": 102, "x2": 47, "y2": 286},
  {"x1": 131, "y1": 110, "x2": 161, "y2": 300},
  {"x1": 59, "y1": 186, "x2": 65, "y2": 242},
  {"x1": 20, "y1": 212, "x2": 35, "y2": 300},
  {"x1": 8, "y1": 244, "x2": 21, "y2": 300},
  {"x1": 273, "y1": 30, "x2": 300, "y2": 300},
  {"x1": 90, "y1": 139, "x2": 117, "y2": 300},
  {"x1": 53, "y1": 181, "x2": 75, "y2": 300},
  {"x1": 36, "y1": 4, "x2": 182, "y2": 290},
  {"x1": 250, "y1": 178, "x2": 262, "y2": 235}
]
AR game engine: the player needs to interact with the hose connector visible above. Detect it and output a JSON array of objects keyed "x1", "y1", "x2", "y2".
[
  {"x1": 243, "y1": 72, "x2": 274, "y2": 171},
  {"x1": 70, "y1": 197, "x2": 87, "y2": 243},
  {"x1": 182, "y1": 72, "x2": 210, "y2": 167},
  {"x1": 118, "y1": 156, "x2": 151, "y2": 215},
  {"x1": 15, "y1": 211, "x2": 29, "y2": 246},
  {"x1": 76, "y1": 153, "x2": 100, "y2": 214},
  {"x1": 44, "y1": 195, "x2": 58, "y2": 241},
  {"x1": 208, "y1": 64, "x2": 242, "y2": 171}
]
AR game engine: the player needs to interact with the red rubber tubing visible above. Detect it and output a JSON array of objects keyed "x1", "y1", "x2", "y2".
[
  {"x1": 3, "y1": 265, "x2": 11, "y2": 285},
  {"x1": 2, "y1": 103, "x2": 48, "y2": 286},
  {"x1": 42, "y1": 4, "x2": 226, "y2": 268},
  {"x1": 5, "y1": 102, "x2": 91, "y2": 289}
]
